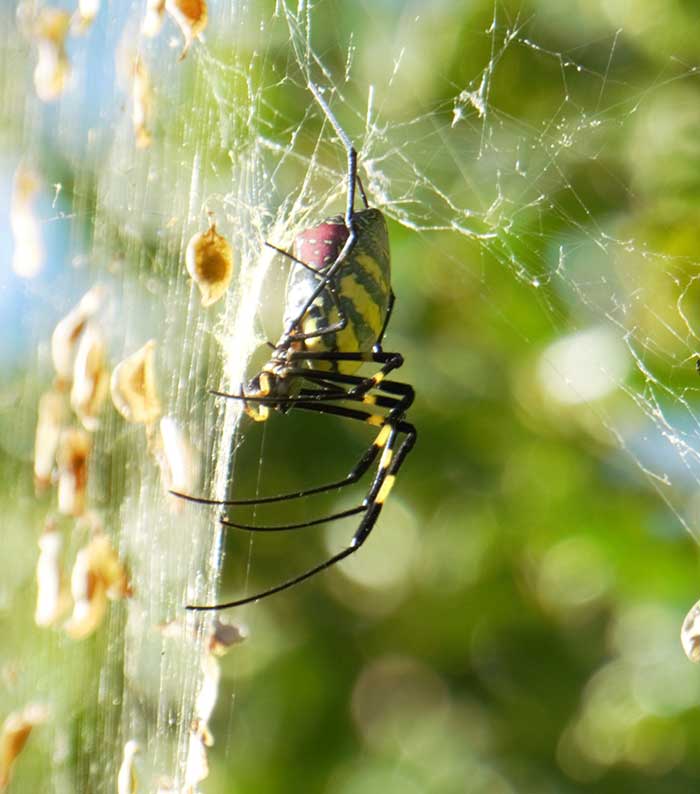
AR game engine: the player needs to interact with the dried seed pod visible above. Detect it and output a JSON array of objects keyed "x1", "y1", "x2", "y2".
[
  {"x1": 681, "y1": 599, "x2": 700, "y2": 662},
  {"x1": 32, "y1": 8, "x2": 71, "y2": 101},
  {"x1": 51, "y1": 287, "x2": 104, "y2": 382},
  {"x1": 71, "y1": 324, "x2": 109, "y2": 431},
  {"x1": 117, "y1": 740, "x2": 139, "y2": 794},
  {"x1": 131, "y1": 56, "x2": 152, "y2": 149},
  {"x1": 34, "y1": 387, "x2": 68, "y2": 490},
  {"x1": 0, "y1": 704, "x2": 49, "y2": 789},
  {"x1": 165, "y1": 0, "x2": 207, "y2": 60},
  {"x1": 35, "y1": 521, "x2": 69, "y2": 627},
  {"x1": 56, "y1": 428, "x2": 90, "y2": 516},
  {"x1": 141, "y1": 0, "x2": 166, "y2": 36},
  {"x1": 110, "y1": 340, "x2": 161, "y2": 424},
  {"x1": 10, "y1": 162, "x2": 44, "y2": 279},
  {"x1": 185, "y1": 222, "x2": 233, "y2": 307},
  {"x1": 64, "y1": 533, "x2": 130, "y2": 639}
]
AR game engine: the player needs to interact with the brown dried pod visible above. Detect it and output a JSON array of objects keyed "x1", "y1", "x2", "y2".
[
  {"x1": 64, "y1": 533, "x2": 130, "y2": 639},
  {"x1": 71, "y1": 325, "x2": 109, "y2": 431},
  {"x1": 56, "y1": 428, "x2": 90, "y2": 516},
  {"x1": 185, "y1": 222, "x2": 233, "y2": 307},
  {"x1": 0, "y1": 704, "x2": 49, "y2": 790},
  {"x1": 35, "y1": 521, "x2": 69, "y2": 627},
  {"x1": 51, "y1": 287, "x2": 104, "y2": 382},
  {"x1": 110, "y1": 340, "x2": 161, "y2": 424},
  {"x1": 32, "y1": 8, "x2": 71, "y2": 101},
  {"x1": 165, "y1": 0, "x2": 207, "y2": 60},
  {"x1": 34, "y1": 387, "x2": 68, "y2": 490},
  {"x1": 10, "y1": 162, "x2": 43, "y2": 279}
]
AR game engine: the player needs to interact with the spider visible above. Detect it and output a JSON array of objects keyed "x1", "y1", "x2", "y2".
[{"x1": 175, "y1": 81, "x2": 416, "y2": 610}]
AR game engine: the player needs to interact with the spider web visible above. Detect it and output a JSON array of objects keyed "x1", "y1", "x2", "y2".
[{"x1": 2, "y1": 0, "x2": 700, "y2": 791}]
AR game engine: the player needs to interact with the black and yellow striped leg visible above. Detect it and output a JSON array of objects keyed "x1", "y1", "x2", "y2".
[
  {"x1": 186, "y1": 409, "x2": 416, "y2": 610},
  {"x1": 292, "y1": 367, "x2": 414, "y2": 419},
  {"x1": 289, "y1": 350, "x2": 405, "y2": 396}
]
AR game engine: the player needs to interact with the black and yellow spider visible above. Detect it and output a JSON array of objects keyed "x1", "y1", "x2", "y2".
[{"x1": 176, "y1": 81, "x2": 416, "y2": 610}]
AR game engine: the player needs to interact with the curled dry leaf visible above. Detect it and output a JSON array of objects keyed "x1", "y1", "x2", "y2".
[
  {"x1": 0, "y1": 703, "x2": 49, "y2": 790},
  {"x1": 185, "y1": 222, "x2": 234, "y2": 307},
  {"x1": 64, "y1": 533, "x2": 131, "y2": 639},
  {"x1": 117, "y1": 740, "x2": 139, "y2": 794},
  {"x1": 35, "y1": 521, "x2": 69, "y2": 627},
  {"x1": 32, "y1": 8, "x2": 71, "y2": 101},
  {"x1": 141, "y1": 0, "x2": 166, "y2": 37},
  {"x1": 165, "y1": 0, "x2": 207, "y2": 60},
  {"x1": 34, "y1": 387, "x2": 68, "y2": 490},
  {"x1": 56, "y1": 428, "x2": 90, "y2": 517},
  {"x1": 10, "y1": 162, "x2": 43, "y2": 279},
  {"x1": 51, "y1": 286, "x2": 104, "y2": 382},
  {"x1": 131, "y1": 57, "x2": 153, "y2": 149},
  {"x1": 71, "y1": 324, "x2": 109, "y2": 431},
  {"x1": 681, "y1": 599, "x2": 700, "y2": 662},
  {"x1": 111, "y1": 340, "x2": 161, "y2": 424}
]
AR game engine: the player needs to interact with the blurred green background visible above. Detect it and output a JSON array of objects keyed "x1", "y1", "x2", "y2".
[{"x1": 5, "y1": 1, "x2": 700, "y2": 792}]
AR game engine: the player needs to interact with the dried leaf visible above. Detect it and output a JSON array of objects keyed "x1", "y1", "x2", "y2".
[
  {"x1": 51, "y1": 286, "x2": 104, "y2": 381},
  {"x1": 73, "y1": 0, "x2": 100, "y2": 33},
  {"x1": 141, "y1": 0, "x2": 166, "y2": 36},
  {"x1": 71, "y1": 324, "x2": 109, "y2": 431},
  {"x1": 132, "y1": 56, "x2": 153, "y2": 148},
  {"x1": 117, "y1": 740, "x2": 139, "y2": 794},
  {"x1": 34, "y1": 387, "x2": 68, "y2": 490},
  {"x1": 185, "y1": 222, "x2": 234, "y2": 307},
  {"x1": 10, "y1": 162, "x2": 43, "y2": 279},
  {"x1": 165, "y1": 0, "x2": 207, "y2": 60},
  {"x1": 681, "y1": 599, "x2": 700, "y2": 662},
  {"x1": 0, "y1": 704, "x2": 49, "y2": 790},
  {"x1": 155, "y1": 416, "x2": 200, "y2": 505},
  {"x1": 32, "y1": 9, "x2": 71, "y2": 101},
  {"x1": 35, "y1": 521, "x2": 69, "y2": 627},
  {"x1": 64, "y1": 533, "x2": 130, "y2": 639},
  {"x1": 56, "y1": 428, "x2": 91, "y2": 516},
  {"x1": 111, "y1": 340, "x2": 161, "y2": 424}
]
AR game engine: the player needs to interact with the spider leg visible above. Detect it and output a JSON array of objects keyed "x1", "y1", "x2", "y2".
[
  {"x1": 220, "y1": 505, "x2": 365, "y2": 532},
  {"x1": 264, "y1": 243, "x2": 350, "y2": 342},
  {"x1": 171, "y1": 402, "x2": 411, "y2": 507},
  {"x1": 186, "y1": 410, "x2": 416, "y2": 610},
  {"x1": 373, "y1": 290, "x2": 395, "y2": 353},
  {"x1": 173, "y1": 352, "x2": 412, "y2": 508}
]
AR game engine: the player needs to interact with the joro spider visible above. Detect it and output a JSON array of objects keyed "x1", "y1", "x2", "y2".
[{"x1": 176, "y1": 82, "x2": 416, "y2": 610}]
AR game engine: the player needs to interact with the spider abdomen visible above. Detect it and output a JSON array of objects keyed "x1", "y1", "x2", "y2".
[{"x1": 283, "y1": 208, "x2": 391, "y2": 373}]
